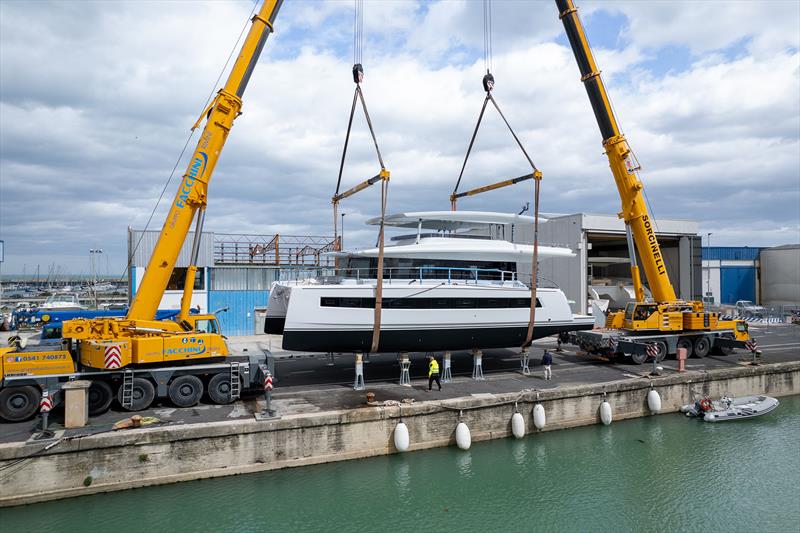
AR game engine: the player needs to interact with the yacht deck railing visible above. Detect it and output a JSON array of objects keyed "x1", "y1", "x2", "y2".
[{"x1": 279, "y1": 266, "x2": 560, "y2": 289}]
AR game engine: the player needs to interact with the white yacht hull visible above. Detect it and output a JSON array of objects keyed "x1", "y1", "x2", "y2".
[{"x1": 267, "y1": 282, "x2": 593, "y2": 353}]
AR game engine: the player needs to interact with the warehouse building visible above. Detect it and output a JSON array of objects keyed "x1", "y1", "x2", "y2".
[
  {"x1": 701, "y1": 244, "x2": 800, "y2": 307},
  {"x1": 499, "y1": 213, "x2": 702, "y2": 314},
  {"x1": 128, "y1": 229, "x2": 335, "y2": 336},
  {"x1": 700, "y1": 246, "x2": 761, "y2": 305},
  {"x1": 760, "y1": 244, "x2": 800, "y2": 307}
]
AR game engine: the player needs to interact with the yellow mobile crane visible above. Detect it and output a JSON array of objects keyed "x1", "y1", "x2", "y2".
[
  {"x1": 0, "y1": 0, "x2": 282, "y2": 421},
  {"x1": 555, "y1": 0, "x2": 751, "y2": 363}
]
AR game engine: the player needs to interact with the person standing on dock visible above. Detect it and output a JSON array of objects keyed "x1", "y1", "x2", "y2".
[
  {"x1": 427, "y1": 355, "x2": 442, "y2": 391},
  {"x1": 542, "y1": 350, "x2": 553, "y2": 381}
]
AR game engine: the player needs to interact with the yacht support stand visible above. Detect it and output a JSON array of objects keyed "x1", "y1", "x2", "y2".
[
  {"x1": 520, "y1": 347, "x2": 531, "y2": 375},
  {"x1": 442, "y1": 352, "x2": 453, "y2": 383},
  {"x1": 399, "y1": 353, "x2": 411, "y2": 386},
  {"x1": 353, "y1": 353, "x2": 365, "y2": 390},
  {"x1": 472, "y1": 349, "x2": 485, "y2": 381}
]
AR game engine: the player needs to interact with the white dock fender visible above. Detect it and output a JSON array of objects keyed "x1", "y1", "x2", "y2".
[
  {"x1": 600, "y1": 401, "x2": 613, "y2": 426},
  {"x1": 455, "y1": 422, "x2": 471, "y2": 450},
  {"x1": 647, "y1": 389, "x2": 662, "y2": 414},
  {"x1": 532, "y1": 403, "x2": 546, "y2": 430},
  {"x1": 511, "y1": 412, "x2": 525, "y2": 439},
  {"x1": 393, "y1": 421, "x2": 410, "y2": 452}
]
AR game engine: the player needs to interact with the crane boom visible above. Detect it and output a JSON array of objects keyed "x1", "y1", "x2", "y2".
[
  {"x1": 556, "y1": 0, "x2": 677, "y2": 303},
  {"x1": 127, "y1": 0, "x2": 283, "y2": 320}
]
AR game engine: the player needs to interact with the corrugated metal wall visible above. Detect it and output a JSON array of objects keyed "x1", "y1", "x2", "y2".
[
  {"x1": 208, "y1": 267, "x2": 279, "y2": 335},
  {"x1": 208, "y1": 290, "x2": 269, "y2": 336},
  {"x1": 702, "y1": 246, "x2": 761, "y2": 261},
  {"x1": 210, "y1": 267, "x2": 277, "y2": 290},
  {"x1": 760, "y1": 245, "x2": 800, "y2": 306},
  {"x1": 128, "y1": 229, "x2": 214, "y2": 268}
]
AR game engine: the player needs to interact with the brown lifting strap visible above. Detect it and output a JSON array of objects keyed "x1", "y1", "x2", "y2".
[
  {"x1": 523, "y1": 173, "x2": 542, "y2": 348},
  {"x1": 333, "y1": 62, "x2": 390, "y2": 354}
]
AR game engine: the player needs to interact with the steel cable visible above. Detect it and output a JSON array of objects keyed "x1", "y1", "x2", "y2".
[{"x1": 119, "y1": 2, "x2": 258, "y2": 283}]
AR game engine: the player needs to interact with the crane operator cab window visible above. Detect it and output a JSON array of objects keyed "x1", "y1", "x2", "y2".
[
  {"x1": 194, "y1": 319, "x2": 219, "y2": 335},
  {"x1": 632, "y1": 304, "x2": 657, "y2": 322}
]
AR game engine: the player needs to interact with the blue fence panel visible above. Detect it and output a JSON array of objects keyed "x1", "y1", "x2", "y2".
[
  {"x1": 720, "y1": 267, "x2": 756, "y2": 304},
  {"x1": 208, "y1": 290, "x2": 269, "y2": 336}
]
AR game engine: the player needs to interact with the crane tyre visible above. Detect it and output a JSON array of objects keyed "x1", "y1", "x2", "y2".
[
  {"x1": 168, "y1": 375, "x2": 204, "y2": 408},
  {"x1": 117, "y1": 378, "x2": 155, "y2": 412},
  {"x1": 713, "y1": 345, "x2": 734, "y2": 356},
  {"x1": 208, "y1": 373, "x2": 237, "y2": 405},
  {"x1": 693, "y1": 336, "x2": 711, "y2": 358},
  {"x1": 88, "y1": 381, "x2": 114, "y2": 416},
  {"x1": 676, "y1": 337, "x2": 694, "y2": 358},
  {"x1": 629, "y1": 351, "x2": 647, "y2": 365},
  {"x1": 0, "y1": 386, "x2": 41, "y2": 422}
]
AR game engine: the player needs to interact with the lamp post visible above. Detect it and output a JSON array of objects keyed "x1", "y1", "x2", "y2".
[
  {"x1": 705, "y1": 233, "x2": 712, "y2": 304},
  {"x1": 89, "y1": 249, "x2": 103, "y2": 309},
  {"x1": 340, "y1": 213, "x2": 346, "y2": 250}
]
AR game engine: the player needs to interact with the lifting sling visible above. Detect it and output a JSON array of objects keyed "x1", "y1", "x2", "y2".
[
  {"x1": 450, "y1": 0, "x2": 542, "y2": 347},
  {"x1": 333, "y1": 0, "x2": 390, "y2": 354}
]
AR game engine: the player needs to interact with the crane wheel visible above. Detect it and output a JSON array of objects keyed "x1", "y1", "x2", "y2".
[
  {"x1": 88, "y1": 381, "x2": 114, "y2": 416},
  {"x1": 116, "y1": 378, "x2": 155, "y2": 412},
  {"x1": 208, "y1": 373, "x2": 237, "y2": 405},
  {"x1": 713, "y1": 345, "x2": 734, "y2": 356},
  {"x1": 0, "y1": 386, "x2": 41, "y2": 422},
  {"x1": 168, "y1": 375, "x2": 204, "y2": 408},
  {"x1": 693, "y1": 336, "x2": 711, "y2": 358},
  {"x1": 629, "y1": 351, "x2": 647, "y2": 365},
  {"x1": 676, "y1": 337, "x2": 694, "y2": 358}
]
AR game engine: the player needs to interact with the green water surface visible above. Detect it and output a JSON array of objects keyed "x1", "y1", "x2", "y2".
[{"x1": 3, "y1": 395, "x2": 799, "y2": 532}]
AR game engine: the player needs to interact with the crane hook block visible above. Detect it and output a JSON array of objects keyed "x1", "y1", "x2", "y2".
[
  {"x1": 352, "y1": 63, "x2": 364, "y2": 84},
  {"x1": 482, "y1": 72, "x2": 495, "y2": 92}
]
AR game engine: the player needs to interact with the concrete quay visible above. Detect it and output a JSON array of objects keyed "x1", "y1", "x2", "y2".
[{"x1": 1, "y1": 323, "x2": 798, "y2": 507}]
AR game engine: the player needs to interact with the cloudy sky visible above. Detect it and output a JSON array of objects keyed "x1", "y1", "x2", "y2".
[{"x1": 1, "y1": 0, "x2": 798, "y2": 275}]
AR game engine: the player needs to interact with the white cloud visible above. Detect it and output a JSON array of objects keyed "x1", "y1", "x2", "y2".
[{"x1": 0, "y1": 0, "x2": 798, "y2": 274}]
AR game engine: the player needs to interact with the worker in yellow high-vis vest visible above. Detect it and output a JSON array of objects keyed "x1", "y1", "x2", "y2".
[{"x1": 427, "y1": 355, "x2": 442, "y2": 392}]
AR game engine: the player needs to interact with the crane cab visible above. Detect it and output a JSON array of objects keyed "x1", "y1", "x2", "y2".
[{"x1": 621, "y1": 302, "x2": 684, "y2": 332}]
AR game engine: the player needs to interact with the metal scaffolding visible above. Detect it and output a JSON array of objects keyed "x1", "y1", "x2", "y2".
[{"x1": 214, "y1": 233, "x2": 337, "y2": 266}]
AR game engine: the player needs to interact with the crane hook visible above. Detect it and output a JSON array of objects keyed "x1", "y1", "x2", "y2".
[{"x1": 482, "y1": 71, "x2": 494, "y2": 92}]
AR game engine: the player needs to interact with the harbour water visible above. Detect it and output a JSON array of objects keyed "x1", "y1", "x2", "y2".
[{"x1": 3, "y1": 395, "x2": 799, "y2": 532}]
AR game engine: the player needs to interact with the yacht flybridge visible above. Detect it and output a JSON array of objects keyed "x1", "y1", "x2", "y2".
[{"x1": 266, "y1": 211, "x2": 593, "y2": 353}]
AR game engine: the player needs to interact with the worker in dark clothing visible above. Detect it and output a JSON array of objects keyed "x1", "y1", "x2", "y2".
[
  {"x1": 427, "y1": 355, "x2": 442, "y2": 391},
  {"x1": 542, "y1": 349, "x2": 553, "y2": 381}
]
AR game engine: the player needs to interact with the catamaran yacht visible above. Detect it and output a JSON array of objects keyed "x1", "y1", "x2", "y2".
[{"x1": 266, "y1": 211, "x2": 594, "y2": 352}]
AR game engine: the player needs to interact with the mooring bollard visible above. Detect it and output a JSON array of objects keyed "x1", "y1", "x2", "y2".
[{"x1": 676, "y1": 347, "x2": 687, "y2": 372}]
